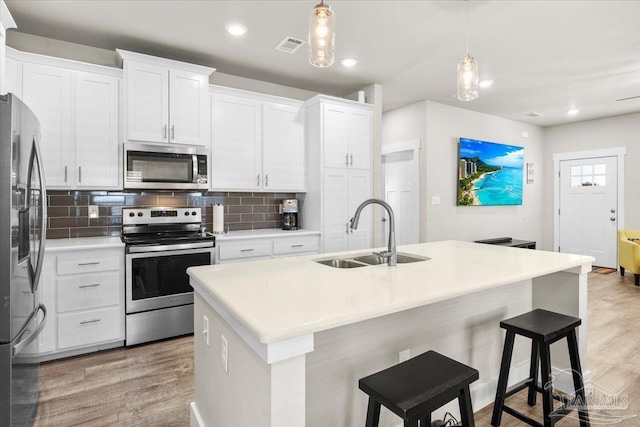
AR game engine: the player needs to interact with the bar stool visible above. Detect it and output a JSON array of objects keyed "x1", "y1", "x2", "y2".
[
  {"x1": 359, "y1": 350, "x2": 479, "y2": 427},
  {"x1": 491, "y1": 309, "x2": 590, "y2": 427}
]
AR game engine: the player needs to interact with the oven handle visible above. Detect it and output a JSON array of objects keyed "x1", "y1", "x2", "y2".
[{"x1": 127, "y1": 241, "x2": 215, "y2": 253}]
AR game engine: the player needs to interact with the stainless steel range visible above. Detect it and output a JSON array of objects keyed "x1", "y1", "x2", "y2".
[{"x1": 122, "y1": 207, "x2": 215, "y2": 346}]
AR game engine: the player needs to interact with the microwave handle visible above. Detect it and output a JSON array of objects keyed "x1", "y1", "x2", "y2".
[{"x1": 193, "y1": 155, "x2": 198, "y2": 182}]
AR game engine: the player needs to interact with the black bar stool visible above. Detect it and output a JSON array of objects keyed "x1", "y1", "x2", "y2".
[
  {"x1": 359, "y1": 350, "x2": 479, "y2": 427},
  {"x1": 491, "y1": 309, "x2": 590, "y2": 427}
]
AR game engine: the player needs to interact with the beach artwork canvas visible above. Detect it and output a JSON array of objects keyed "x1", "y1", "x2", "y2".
[{"x1": 457, "y1": 138, "x2": 524, "y2": 206}]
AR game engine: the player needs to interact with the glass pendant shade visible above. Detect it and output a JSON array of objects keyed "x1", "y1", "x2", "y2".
[
  {"x1": 457, "y1": 54, "x2": 478, "y2": 101},
  {"x1": 309, "y1": 1, "x2": 335, "y2": 67}
]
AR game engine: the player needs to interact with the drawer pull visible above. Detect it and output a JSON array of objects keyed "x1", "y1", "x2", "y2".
[
  {"x1": 79, "y1": 283, "x2": 100, "y2": 289},
  {"x1": 78, "y1": 261, "x2": 100, "y2": 266},
  {"x1": 79, "y1": 319, "x2": 101, "y2": 325},
  {"x1": 291, "y1": 244, "x2": 304, "y2": 248},
  {"x1": 240, "y1": 249, "x2": 255, "y2": 252}
]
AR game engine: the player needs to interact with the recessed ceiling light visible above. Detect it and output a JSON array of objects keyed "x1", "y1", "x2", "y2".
[
  {"x1": 479, "y1": 79, "x2": 494, "y2": 88},
  {"x1": 340, "y1": 58, "x2": 358, "y2": 67},
  {"x1": 566, "y1": 109, "x2": 580, "y2": 115},
  {"x1": 226, "y1": 23, "x2": 247, "y2": 36}
]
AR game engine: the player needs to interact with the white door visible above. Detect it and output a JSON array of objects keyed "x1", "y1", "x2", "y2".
[
  {"x1": 559, "y1": 156, "x2": 618, "y2": 267},
  {"x1": 262, "y1": 103, "x2": 305, "y2": 191},
  {"x1": 383, "y1": 148, "x2": 420, "y2": 245},
  {"x1": 347, "y1": 109, "x2": 372, "y2": 169},
  {"x1": 169, "y1": 69, "x2": 209, "y2": 146},
  {"x1": 322, "y1": 104, "x2": 349, "y2": 169},
  {"x1": 347, "y1": 169, "x2": 372, "y2": 251},
  {"x1": 322, "y1": 169, "x2": 349, "y2": 253},
  {"x1": 125, "y1": 61, "x2": 168, "y2": 143}
]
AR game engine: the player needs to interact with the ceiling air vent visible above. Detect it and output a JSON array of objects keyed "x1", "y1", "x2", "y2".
[
  {"x1": 524, "y1": 112, "x2": 542, "y2": 118},
  {"x1": 275, "y1": 36, "x2": 305, "y2": 54}
]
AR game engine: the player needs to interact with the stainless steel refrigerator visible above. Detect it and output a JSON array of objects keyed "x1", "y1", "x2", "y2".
[{"x1": 0, "y1": 93, "x2": 48, "y2": 427}]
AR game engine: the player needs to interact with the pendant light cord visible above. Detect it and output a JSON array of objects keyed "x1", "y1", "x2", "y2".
[{"x1": 465, "y1": 0, "x2": 470, "y2": 56}]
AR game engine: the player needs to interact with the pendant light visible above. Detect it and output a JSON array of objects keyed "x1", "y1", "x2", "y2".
[
  {"x1": 457, "y1": 0, "x2": 478, "y2": 101},
  {"x1": 309, "y1": 0, "x2": 335, "y2": 67}
]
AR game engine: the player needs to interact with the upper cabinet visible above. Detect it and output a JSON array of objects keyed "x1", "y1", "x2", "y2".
[
  {"x1": 210, "y1": 86, "x2": 305, "y2": 192},
  {"x1": 14, "y1": 50, "x2": 122, "y2": 189},
  {"x1": 0, "y1": 0, "x2": 16, "y2": 95},
  {"x1": 322, "y1": 102, "x2": 372, "y2": 169},
  {"x1": 117, "y1": 49, "x2": 215, "y2": 146}
]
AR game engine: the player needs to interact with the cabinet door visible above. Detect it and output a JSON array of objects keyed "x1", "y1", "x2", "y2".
[
  {"x1": 348, "y1": 169, "x2": 372, "y2": 251},
  {"x1": 211, "y1": 94, "x2": 262, "y2": 190},
  {"x1": 348, "y1": 108, "x2": 372, "y2": 169},
  {"x1": 4, "y1": 55, "x2": 20, "y2": 97},
  {"x1": 169, "y1": 69, "x2": 209, "y2": 146},
  {"x1": 322, "y1": 169, "x2": 349, "y2": 253},
  {"x1": 125, "y1": 61, "x2": 168, "y2": 143},
  {"x1": 322, "y1": 103, "x2": 349, "y2": 169},
  {"x1": 75, "y1": 72, "x2": 120, "y2": 188},
  {"x1": 22, "y1": 63, "x2": 73, "y2": 188},
  {"x1": 262, "y1": 103, "x2": 305, "y2": 191}
]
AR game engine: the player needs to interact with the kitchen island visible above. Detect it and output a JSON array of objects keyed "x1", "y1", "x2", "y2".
[{"x1": 187, "y1": 240, "x2": 593, "y2": 427}]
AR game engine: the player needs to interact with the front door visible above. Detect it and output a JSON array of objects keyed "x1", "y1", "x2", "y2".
[{"x1": 559, "y1": 156, "x2": 618, "y2": 267}]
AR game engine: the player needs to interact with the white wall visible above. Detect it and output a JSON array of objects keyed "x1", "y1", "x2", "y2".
[
  {"x1": 542, "y1": 112, "x2": 640, "y2": 249},
  {"x1": 382, "y1": 100, "x2": 546, "y2": 247}
]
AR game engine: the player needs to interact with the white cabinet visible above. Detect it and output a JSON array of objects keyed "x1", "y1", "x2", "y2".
[
  {"x1": 118, "y1": 49, "x2": 214, "y2": 146},
  {"x1": 17, "y1": 51, "x2": 122, "y2": 189},
  {"x1": 216, "y1": 233, "x2": 320, "y2": 264},
  {"x1": 210, "y1": 87, "x2": 305, "y2": 192},
  {"x1": 39, "y1": 245, "x2": 125, "y2": 359},
  {"x1": 0, "y1": 1, "x2": 16, "y2": 95},
  {"x1": 304, "y1": 95, "x2": 374, "y2": 253}
]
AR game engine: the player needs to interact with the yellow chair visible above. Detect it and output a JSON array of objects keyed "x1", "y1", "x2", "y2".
[{"x1": 618, "y1": 230, "x2": 640, "y2": 286}]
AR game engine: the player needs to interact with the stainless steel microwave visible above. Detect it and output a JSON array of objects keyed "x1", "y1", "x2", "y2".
[{"x1": 124, "y1": 143, "x2": 209, "y2": 190}]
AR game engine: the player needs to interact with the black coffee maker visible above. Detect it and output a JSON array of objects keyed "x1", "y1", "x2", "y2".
[{"x1": 281, "y1": 199, "x2": 298, "y2": 230}]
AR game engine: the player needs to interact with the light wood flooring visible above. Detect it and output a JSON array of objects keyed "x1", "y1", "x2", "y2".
[{"x1": 34, "y1": 270, "x2": 640, "y2": 426}]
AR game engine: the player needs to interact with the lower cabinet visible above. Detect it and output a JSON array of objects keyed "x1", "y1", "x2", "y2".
[
  {"x1": 216, "y1": 234, "x2": 320, "y2": 264},
  {"x1": 39, "y1": 246, "x2": 125, "y2": 360}
]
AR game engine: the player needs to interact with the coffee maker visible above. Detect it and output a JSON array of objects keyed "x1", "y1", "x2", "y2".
[{"x1": 281, "y1": 199, "x2": 299, "y2": 230}]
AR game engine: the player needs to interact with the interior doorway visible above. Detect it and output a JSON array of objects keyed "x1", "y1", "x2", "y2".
[
  {"x1": 382, "y1": 139, "x2": 420, "y2": 245},
  {"x1": 553, "y1": 148, "x2": 626, "y2": 268}
]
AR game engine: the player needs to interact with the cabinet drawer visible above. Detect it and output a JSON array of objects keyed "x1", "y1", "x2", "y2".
[
  {"x1": 57, "y1": 271, "x2": 121, "y2": 313},
  {"x1": 57, "y1": 250, "x2": 121, "y2": 275},
  {"x1": 218, "y1": 240, "x2": 272, "y2": 261},
  {"x1": 273, "y1": 235, "x2": 319, "y2": 255},
  {"x1": 57, "y1": 306, "x2": 122, "y2": 350}
]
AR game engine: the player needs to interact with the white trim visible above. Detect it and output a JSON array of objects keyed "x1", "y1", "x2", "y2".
[
  {"x1": 6, "y1": 46, "x2": 123, "y2": 78},
  {"x1": 381, "y1": 138, "x2": 421, "y2": 155},
  {"x1": 209, "y1": 84, "x2": 303, "y2": 107},
  {"x1": 553, "y1": 147, "x2": 626, "y2": 253},
  {"x1": 1, "y1": 1, "x2": 16, "y2": 30},
  {"x1": 192, "y1": 280, "x2": 314, "y2": 364},
  {"x1": 117, "y1": 49, "x2": 215, "y2": 75},
  {"x1": 304, "y1": 93, "x2": 374, "y2": 110}
]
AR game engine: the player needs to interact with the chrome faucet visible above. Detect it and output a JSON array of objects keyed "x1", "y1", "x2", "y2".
[{"x1": 350, "y1": 198, "x2": 397, "y2": 266}]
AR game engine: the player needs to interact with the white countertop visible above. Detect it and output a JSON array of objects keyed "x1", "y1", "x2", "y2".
[
  {"x1": 213, "y1": 228, "x2": 320, "y2": 241},
  {"x1": 46, "y1": 236, "x2": 124, "y2": 251},
  {"x1": 188, "y1": 240, "x2": 594, "y2": 345}
]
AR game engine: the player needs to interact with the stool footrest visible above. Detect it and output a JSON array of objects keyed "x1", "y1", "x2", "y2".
[
  {"x1": 502, "y1": 405, "x2": 543, "y2": 427},
  {"x1": 504, "y1": 378, "x2": 534, "y2": 399}
]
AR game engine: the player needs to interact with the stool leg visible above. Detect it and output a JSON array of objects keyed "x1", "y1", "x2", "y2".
[
  {"x1": 539, "y1": 343, "x2": 554, "y2": 427},
  {"x1": 459, "y1": 385, "x2": 476, "y2": 427},
  {"x1": 528, "y1": 339, "x2": 540, "y2": 406},
  {"x1": 365, "y1": 397, "x2": 381, "y2": 427},
  {"x1": 567, "y1": 329, "x2": 590, "y2": 427},
  {"x1": 491, "y1": 331, "x2": 516, "y2": 426},
  {"x1": 418, "y1": 414, "x2": 431, "y2": 427},
  {"x1": 404, "y1": 418, "x2": 419, "y2": 427}
]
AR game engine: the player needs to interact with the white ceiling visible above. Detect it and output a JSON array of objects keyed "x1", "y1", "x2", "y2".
[{"x1": 5, "y1": 0, "x2": 640, "y2": 127}]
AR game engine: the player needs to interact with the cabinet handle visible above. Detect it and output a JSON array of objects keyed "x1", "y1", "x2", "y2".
[
  {"x1": 171, "y1": 125, "x2": 175, "y2": 140},
  {"x1": 291, "y1": 244, "x2": 304, "y2": 248},
  {"x1": 64, "y1": 166, "x2": 68, "y2": 183},
  {"x1": 257, "y1": 174, "x2": 260, "y2": 186},
  {"x1": 79, "y1": 283, "x2": 100, "y2": 289},
  {"x1": 350, "y1": 154, "x2": 353, "y2": 166},
  {"x1": 163, "y1": 125, "x2": 167, "y2": 140},
  {"x1": 265, "y1": 174, "x2": 269, "y2": 187},
  {"x1": 78, "y1": 261, "x2": 100, "y2": 266},
  {"x1": 345, "y1": 154, "x2": 349, "y2": 166},
  {"x1": 78, "y1": 166, "x2": 82, "y2": 183},
  {"x1": 240, "y1": 248, "x2": 255, "y2": 252},
  {"x1": 79, "y1": 319, "x2": 101, "y2": 325}
]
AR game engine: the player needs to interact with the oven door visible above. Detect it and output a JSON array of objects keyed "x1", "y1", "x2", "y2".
[{"x1": 125, "y1": 246, "x2": 214, "y2": 314}]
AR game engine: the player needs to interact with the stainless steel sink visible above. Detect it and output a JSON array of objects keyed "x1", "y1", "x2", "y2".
[
  {"x1": 315, "y1": 252, "x2": 430, "y2": 268},
  {"x1": 315, "y1": 259, "x2": 368, "y2": 269},
  {"x1": 354, "y1": 253, "x2": 431, "y2": 265}
]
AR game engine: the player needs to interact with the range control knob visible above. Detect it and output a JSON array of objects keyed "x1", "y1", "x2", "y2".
[
  {"x1": 137, "y1": 212, "x2": 143, "y2": 217},
  {"x1": 184, "y1": 211, "x2": 189, "y2": 216},
  {"x1": 192, "y1": 211, "x2": 197, "y2": 216},
  {"x1": 129, "y1": 212, "x2": 135, "y2": 217}
]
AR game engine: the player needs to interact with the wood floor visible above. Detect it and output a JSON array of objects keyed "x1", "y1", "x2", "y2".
[{"x1": 34, "y1": 270, "x2": 640, "y2": 426}]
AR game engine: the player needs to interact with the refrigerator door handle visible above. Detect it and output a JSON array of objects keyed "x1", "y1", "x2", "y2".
[
  {"x1": 27, "y1": 138, "x2": 47, "y2": 293},
  {"x1": 12, "y1": 304, "x2": 47, "y2": 357}
]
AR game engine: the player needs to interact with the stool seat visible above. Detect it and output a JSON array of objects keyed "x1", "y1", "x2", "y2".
[
  {"x1": 500, "y1": 309, "x2": 581, "y2": 343},
  {"x1": 359, "y1": 350, "x2": 479, "y2": 426}
]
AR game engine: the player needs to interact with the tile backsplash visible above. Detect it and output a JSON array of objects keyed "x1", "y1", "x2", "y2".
[{"x1": 46, "y1": 190, "x2": 299, "y2": 239}]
